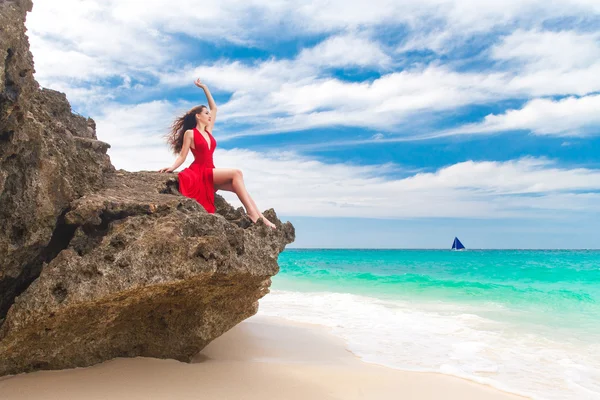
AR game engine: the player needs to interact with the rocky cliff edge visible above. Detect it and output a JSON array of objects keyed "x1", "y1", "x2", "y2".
[{"x1": 0, "y1": 0, "x2": 294, "y2": 376}]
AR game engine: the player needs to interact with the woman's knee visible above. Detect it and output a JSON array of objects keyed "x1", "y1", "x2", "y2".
[
  {"x1": 213, "y1": 168, "x2": 242, "y2": 186},
  {"x1": 233, "y1": 169, "x2": 243, "y2": 180}
]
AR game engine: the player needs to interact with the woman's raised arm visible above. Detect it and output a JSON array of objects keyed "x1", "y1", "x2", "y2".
[{"x1": 195, "y1": 78, "x2": 218, "y2": 131}]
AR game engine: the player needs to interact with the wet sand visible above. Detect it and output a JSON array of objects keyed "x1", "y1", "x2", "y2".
[{"x1": 0, "y1": 315, "x2": 527, "y2": 400}]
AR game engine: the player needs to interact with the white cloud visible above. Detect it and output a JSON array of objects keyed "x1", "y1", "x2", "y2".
[
  {"x1": 27, "y1": 0, "x2": 600, "y2": 138},
  {"x1": 23, "y1": 0, "x2": 600, "y2": 230},
  {"x1": 443, "y1": 95, "x2": 600, "y2": 137},
  {"x1": 27, "y1": 0, "x2": 173, "y2": 83},
  {"x1": 289, "y1": 0, "x2": 599, "y2": 42},
  {"x1": 491, "y1": 30, "x2": 600, "y2": 71},
  {"x1": 157, "y1": 64, "x2": 509, "y2": 137},
  {"x1": 29, "y1": 36, "x2": 109, "y2": 82},
  {"x1": 400, "y1": 158, "x2": 600, "y2": 194},
  {"x1": 195, "y1": 154, "x2": 600, "y2": 218},
  {"x1": 488, "y1": 29, "x2": 600, "y2": 98},
  {"x1": 158, "y1": 59, "x2": 314, "y2": 94},
  {"x1": 28, "y1": 0, "x2": 600, "y2": 81},
  {"x1": 111, "y1": 50, "x2": 600, "y2": 143},
  {"x1": 41, "y1": 82, "x2": 116, "y2": 109},
  {"x1": 395, "y1": 1, "x2": 600, "y2": 53},
  {"x1": 106, "y1": 135, "x2": 600, "y2": 218},
  {"x1": 507, "y1": 63, "x2": 600, "y2": 97},
  {"x1": 211, "y1": 62, "x2": 600, "y2": 139},
  {"x1": 155, "y1": 41, "x2": 600, "y2": 137},
  {"x1": 24, "y1": 0, "x2": 600, "y2": 180},
  {"x1": 296, "y1": 33, "x2": 392, "y2": 69},
  {"x1": 96, "y1": 100, "x2": 193, "y2": 149}
]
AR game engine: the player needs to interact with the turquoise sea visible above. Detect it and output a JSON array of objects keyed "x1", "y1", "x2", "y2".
[{"x1": 258, "y1": 249, "x2": 600, "y2": 400}]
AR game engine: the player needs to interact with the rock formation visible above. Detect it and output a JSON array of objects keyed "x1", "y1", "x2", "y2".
[{"x1": 0, "y1": 0, "x2": 294, "y2": 376}]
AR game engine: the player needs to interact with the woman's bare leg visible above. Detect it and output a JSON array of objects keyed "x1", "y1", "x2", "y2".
[
  {"x1": 213, "y1": 168, "x2": 276, "y2": 228},
  {"x1": 213, "y1": 169, "x2": 259, "y2": 219},
  {"x1": 216, "y1": 181, "x2": 264, "y2": 220}
]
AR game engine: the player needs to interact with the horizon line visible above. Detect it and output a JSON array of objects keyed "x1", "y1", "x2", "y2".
[{"x1": 284, "y1": 247, "x2": 600, "y2": 251}]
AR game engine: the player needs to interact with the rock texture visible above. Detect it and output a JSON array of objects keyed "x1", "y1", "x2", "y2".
[
  {"x1": 0, "y1": 0, "x2": 114, "y2": 322},
  {"x1": 0, "y1": 0, "x2": 294, "y2": 377}
]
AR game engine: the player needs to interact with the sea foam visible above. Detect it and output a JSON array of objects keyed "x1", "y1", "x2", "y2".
[{"x1": 258, "y1": 289, "x2": 600, "y2": 400}]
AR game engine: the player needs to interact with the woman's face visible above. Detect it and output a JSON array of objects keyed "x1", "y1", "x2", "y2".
[{"x1": 196, "y1": 108, "x2": 211, "y2": 125}]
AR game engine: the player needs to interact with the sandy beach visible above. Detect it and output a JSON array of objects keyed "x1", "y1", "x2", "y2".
[{"x1": 0, "y1": 315, "x2": 526, "y2": 400}]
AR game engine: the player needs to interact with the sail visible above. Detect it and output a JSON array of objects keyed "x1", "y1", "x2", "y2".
[{"x1": 452, "y1": 237, "x2": 465, "y2": 250}]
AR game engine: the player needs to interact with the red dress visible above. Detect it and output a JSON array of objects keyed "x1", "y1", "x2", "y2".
[{"x1": 178, "y1": 127, "x2": 217, "y2": 213}]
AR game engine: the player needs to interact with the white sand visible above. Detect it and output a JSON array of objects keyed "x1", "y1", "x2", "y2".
[{"x1": 0, "y1": 315, "x2": 527, "y2": 399}]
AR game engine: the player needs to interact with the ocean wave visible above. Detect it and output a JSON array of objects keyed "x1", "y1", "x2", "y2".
[{"x1": 258, "y1": 290, "x2": 600, "y2": 400}]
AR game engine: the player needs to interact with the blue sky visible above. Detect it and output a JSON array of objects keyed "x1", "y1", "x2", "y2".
[{"x1": 26, "y1": 0, "x2": 600, "y2": 248}]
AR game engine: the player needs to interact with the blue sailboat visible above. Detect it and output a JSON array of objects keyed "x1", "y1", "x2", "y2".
[{"x1": 451, "y1": 237, "x2": 466, "y2": 251}]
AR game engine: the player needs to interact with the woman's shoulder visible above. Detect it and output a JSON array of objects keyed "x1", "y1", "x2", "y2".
[{"x1": 183, "y1": 129, "x2": 195, "y2": 142}]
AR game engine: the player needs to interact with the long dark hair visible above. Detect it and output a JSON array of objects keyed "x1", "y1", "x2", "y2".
[{"x1": 166, "y1": 105, "x2": 207, "y2": 154}]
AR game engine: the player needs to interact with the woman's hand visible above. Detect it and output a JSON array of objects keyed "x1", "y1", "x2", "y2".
[
  {"x1": 158, "y1": 166, "x2": 175, "y2": 173},
  {"x1": 194, "y1": 78, "x2": 206, "y2": 89},
  {"x1": 194, "y1": 78, "x2": 217, "y2": 125}
]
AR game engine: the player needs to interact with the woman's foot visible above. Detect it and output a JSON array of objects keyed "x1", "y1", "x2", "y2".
[
  {"x1": 260, "y1": 214, "x2": 277, "y2": 229},
  {"x1": 249, "y1": 212, "x2": 277, "y2": 229}
]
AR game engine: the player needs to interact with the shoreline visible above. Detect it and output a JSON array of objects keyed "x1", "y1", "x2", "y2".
[
  {"x1": 0, "y1": 315, "x2": 527, "y2": 400},
  {"x1": 271, "y1": 315, "x2": 531, "y2": 399}
]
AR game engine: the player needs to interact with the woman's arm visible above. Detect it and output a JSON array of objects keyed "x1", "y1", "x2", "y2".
[
  {"x1": 195, "y1": 78, "x2": 218, "y2": 132},
  {"x1": 159, "y1": 130, "x2": 194, "y2": 173}
]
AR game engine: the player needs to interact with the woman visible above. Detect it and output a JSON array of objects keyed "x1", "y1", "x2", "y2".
[{"x1": 159, "y1": 78, "x2": 276, "y2": 229}]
